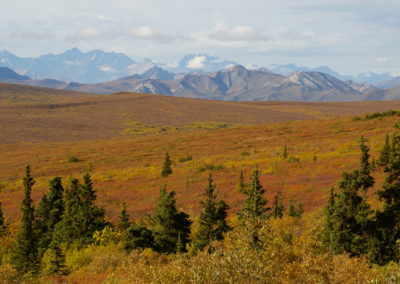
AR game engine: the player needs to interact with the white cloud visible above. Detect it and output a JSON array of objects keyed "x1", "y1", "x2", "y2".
[
  {"x1": 208, "y1": 25, "x2": 269, "y2": 42},
  {"x1": 376, "y1": 57, "x2": 388, "y2": 63},
  {"x1": 187, "y1": 55, "x2": 207, "y2": 69},
  {"x1": 122, "y1": 26, "x2": 171, "y2": 42},
  {"x1": 9, "y1": 30, "x2": 53, "y2": 39},
  {"x1": 66, "y1": 28, "x2": 102, "y2": 41}
]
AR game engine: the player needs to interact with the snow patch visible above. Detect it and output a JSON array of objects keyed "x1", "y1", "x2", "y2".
[{"x1": 100, "y1": 66, "x2": 116, "y2": 72}]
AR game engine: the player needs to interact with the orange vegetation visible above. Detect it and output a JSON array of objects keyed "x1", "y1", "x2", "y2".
[{"x1": 0, "y1": 90, "x2": 397, "y2": 222}]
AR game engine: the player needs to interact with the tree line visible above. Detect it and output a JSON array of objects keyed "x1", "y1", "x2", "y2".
[
  {"x1": 323, "y1": 134, "x2": 400, "y2": 265},
  {"x1": 0, "y1": 161, "x2": 304, "y2": 277}
]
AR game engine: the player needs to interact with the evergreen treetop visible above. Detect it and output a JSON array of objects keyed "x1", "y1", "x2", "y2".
[
  {"x1": 0, "y1": 202, "x2": 3, "y2": 227},
  {"x1": 118, "y1": 202, "x2": 131, "y2": 231},
  {"x1": 161, "y1": 152, "x2": 173, "y2": 177},
  {"x1": 237, "y1": 170, "x2": 248, "y2": 194},
  {"x1": 151, "y1": 186, "x2": 191, "y2": 253},
  {"x1": 323, "y1": 137, "x2": 374, "y2": 257},
  {"x1": 239, "y1": 166, "x2": 270, "y2": 219},
  {"x1": 378, "y1": 134, "x2": 391, "y2": 167},
  {"x1": 193, "y1": 174, "x2": 230, "y2": 251},
  {"x1": 11, "y1": 165, "x2": 39, "y2": 275},
  {"x1": 373, "y1": 134, "x2": 400, "y2": 264}
]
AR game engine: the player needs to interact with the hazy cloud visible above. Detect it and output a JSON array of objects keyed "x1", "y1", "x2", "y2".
[
  {"x1": 208, "y1": 25, "x2": 269, "y2": 42},
  {"x1": 376, "y1": 57, "x2": 388, "y2": 63},
  {"x1": 122, "y1": 26, "x2": 172, "y2": 42},
  {"x1": 9, "y1": 30, "x2": 53, "y2": 39},
  {"x1": 66, "y1": 28, "x2": 103, "y2": 41}
]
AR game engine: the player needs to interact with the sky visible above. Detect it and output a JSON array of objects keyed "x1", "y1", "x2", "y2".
[{"x1": 0, "y1": 0, "x2": 399, "y2": 75}]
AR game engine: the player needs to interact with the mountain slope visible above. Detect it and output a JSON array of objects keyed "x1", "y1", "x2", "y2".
[
  {"x1": 0, "y1": 48, "x2": 135, "y2": 83},
  {"x1": 3, "y1": 64, "x2": 400, "y2": 102},
  {"x1": 0, "y1": 67, "x2": 30, "y2": 81},
  {"x1": 65, "y1": 65, "x2": 369, "y2": 102}
]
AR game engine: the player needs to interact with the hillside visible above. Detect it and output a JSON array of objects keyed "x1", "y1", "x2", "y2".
[
  {"x1": 3, "y1": 84, "x2": 400, "y2": 144},
  {"x1": 1, "y1": 85, "x2": 400, "y2": 223},
  {"x1": 0, "y1": 83, "x2": 99, "y2": 105}
]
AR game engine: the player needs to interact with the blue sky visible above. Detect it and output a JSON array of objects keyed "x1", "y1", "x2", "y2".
[{"x1": 1, "y1": 0, "x2": 399, "y2": 75}]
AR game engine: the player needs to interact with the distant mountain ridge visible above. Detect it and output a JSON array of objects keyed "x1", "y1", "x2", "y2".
[
  {"x1": 0, "y1": 48, "x2": 396, "y2": 86},
  {"x1": 2, "y1": 65, "x2": 399, "y2": 102}
]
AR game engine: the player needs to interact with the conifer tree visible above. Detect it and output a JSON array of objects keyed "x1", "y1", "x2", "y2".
[
  {"x1": 37, "y1": 177, "x2": 65, "y2": 256},
  {"x1": 297, "y1": 201, "x2": 304, "y2": 218},
  {"x1": 378, "y1": 134, "x2": 391, "y2": 167},
  {"x1": 56, "y1": 175, "x2": 106, "y2": 246},
  {"x1": 193, "y1": 174, "x2": 230, "y2": 251},
  {"x1": 288, "y1": 196, "x2": 297, "y2": 217},
  {"x1": 118, "y1": 202, "x2": 130, "y2": 231},
  {"x1": 151, "y1": 186, "x2": 192, "y2": 253},
  {"x1": 283, "y1": 145, "x2": 288, "y2": 159},
  {"x1": 11, "y1": 165, "x2": 39, "y2": 275},
  {"x1": 239, "y1": 166, "x2": 270, "y2": 219},
  {"x1": 55, "y1": 178, "x2": 83, "y2": 245},
  {"x1": 122, "y1": 223, "x2": 154, "y2": 252},
  {"x1": 80, "y1": 173, "x2": 106, "y2": 244},
  {"x1": 0, "y1": 201, "x2": 3, "y2": 227},
  {"x1": 323, "y1": 187, "x2": 336, "y2": 250},
  {"x1": 373, "y1": 134, "x2": 400, "y2": 264},
  {"x1": 324, "y1": 136, "x2": 374, "y2": 256},
  {"x1": 47, "y1": 177, "x2": 65, "y2": 229},
  {"x1": 272, "y1": 193, "x2": 284, "y2": 219},
  {"x1": 237, "y1": 170, "x2": 248, "y2": 194},
  {"x1": 161, "y1": 152, "x2": 173, "y2": 177},
  {"x1": 371, "y1": 157, "x2": 376, "y2": 171},
  {"x1": 45, "y1": 236, "x2": 67, "y2": 276},
  {"x1": 0, "y1": 201, "x2": 4, "y2": 235}
]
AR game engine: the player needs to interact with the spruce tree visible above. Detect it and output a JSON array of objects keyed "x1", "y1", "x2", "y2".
[
  {"x1": 47, "y1": 177, "x2": 64, "y2": 229},
  {"x1": 80, "y1": 173, "x2": 106, "y2": 244},
  {"x1": 373, "y1": 134, "x2": 400, "y2": 264},
  {"x1": 239, "y1": 166, "x2": 270, "y2": 219},
  {"x1": 151, "y1": 186, "x2": 191, "y2": 253},
  {"x1": 0, "y1": 201, "x2": 5, "y2": 235},
  {"x1": 237, "y1": 170, "x2": 248, "y2": 194},
  {"x1": 0, "y1": 201, "x2": 3, "y2": 227},
  {"x1": 283, "y1": 145, "x2": 288, "y2": 159},
  {"x1": 122, "y1": 223, "x2": 154, "y2": 252},
  {"x1": 118, "y1": 202, "x2": 130, "y2": 231},
  {"x1": 161, "y1": 152, "x2": 173, "y2": 177},
  {"x1": 297, "y1": 201, "x2": 304, "y2": 218},
  {"x1": 323, "y1": 187, "x2": 336, "y2": 249},
  {"x1": 56, "y1": 174, "x2": 106, "y2": 246},
  {"x1": 378, "y1": 134, "x2": 391, "y2": 167},
  {"x1": 193, "y1": 174, "x2": 230, "y2": 251},
  {"x1": 55, "y1": 178, "x2": 83, "y2": 246},
  {"x1": 36, "y1": 177, "x2": 65, "y2": 257},
  {"x1": 45, "y1": 236, "x2": 67, "y2": 276},
  {"x1": 324, "y1": 136, "x2": 374, "y2": 256},
  {"x1": 272, "y1": 193, "x2": 284, "y2": 219},
  {"x1": 288, "y1": 196, "x2": 297, "y2": 217},
  {"x1": 11, "y1": 165, "x2": 39, "y2": 275}
]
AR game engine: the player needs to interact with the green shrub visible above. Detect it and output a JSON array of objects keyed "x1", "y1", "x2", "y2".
[
  {"x1": 287, "y1": 156, "x2": 300, "y2": 163},
  {"x1": 240, "y1": 151, "x2": 251, "y2": 157},
  {"x1": 67, "y1": 156, "x2": 80, "y2": 163},
  {"x1": 198, "y1": 164, "x2": 225, "y2": 172},
  {"x1": 178, "y1": 154, "x2": 192, "y2": 163}
]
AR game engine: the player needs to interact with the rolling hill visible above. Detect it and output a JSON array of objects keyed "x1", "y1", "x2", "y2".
[
  {"x1": 1, "y1": 84, "x2": 400, "y2": 222},
  {"x1": 3, "y1": 83, "x2": 400, "y2": 144}
]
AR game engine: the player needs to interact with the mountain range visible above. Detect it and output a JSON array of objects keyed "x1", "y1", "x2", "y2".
[
  {"x1": 0, "y1": 48, "x2": 398, "y2": 87},
  {"x1": 2, "y1": 64, "x2": 400, "y2": 102}
]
